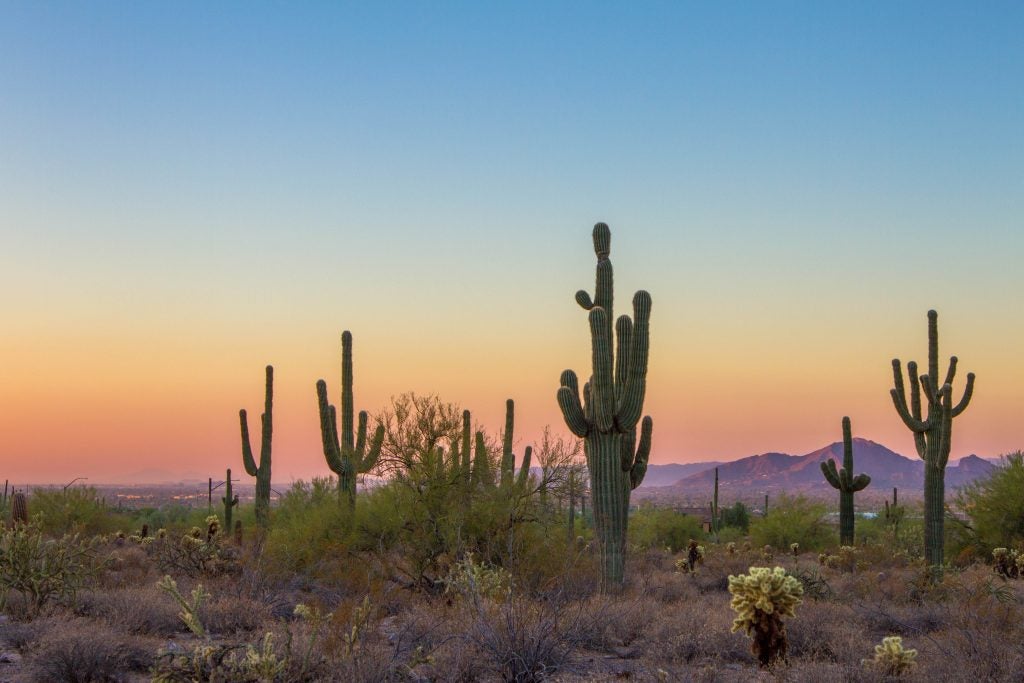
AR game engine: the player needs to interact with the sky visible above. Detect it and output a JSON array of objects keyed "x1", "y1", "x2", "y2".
[{"x1": 1, "y1": 3, "x2": 1022, "y2": 483}]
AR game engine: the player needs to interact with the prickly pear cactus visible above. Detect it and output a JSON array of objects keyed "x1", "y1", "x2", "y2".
[{"x1": 728, "y1": 566, "x2": 803, "y2": 667}]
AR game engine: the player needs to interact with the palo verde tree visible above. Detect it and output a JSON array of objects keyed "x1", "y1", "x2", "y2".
[
  {"x1": 890, "y1": 309, "x2": 974, "y2": 575},
  {"x1": 820, "y1": 416, "x2": 870, "y2": 545},
  {"x1": 240, "y1": 364, "x2": 273, "y2": 528},
  {"x1": 316, "y1": 330, "x2": 385, "y2": 510},
  {"x1": 557, "y1": 222, "x2": 653, "y2": 588}
]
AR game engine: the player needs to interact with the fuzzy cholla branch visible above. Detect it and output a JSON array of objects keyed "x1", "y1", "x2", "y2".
[{"x1": 862, "y1": 635, "x2": 918, "y2": 676}]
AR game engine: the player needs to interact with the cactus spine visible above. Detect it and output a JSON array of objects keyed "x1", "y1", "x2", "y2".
[
  {"x1": 10, "y1": 491, "x2": 27, "y2": 526},
  {"x1": 557, "y1": 223, "x2": 653, "y2": 588},
  {"x1": 222, "y1": 468, "x2": 239, "y2": 532},
  {"x1": 821, "y1": 417, "x2": 871, "y2": 545},
  {"x1": 316, "y1": 331, "x2": 385, "y2": 510},
  {"x1": 240, "y1": 365, "x2": 274, "y2": 528},
  {"x1": 890, "y1": 310, "x2": 974, "y2": 575}
]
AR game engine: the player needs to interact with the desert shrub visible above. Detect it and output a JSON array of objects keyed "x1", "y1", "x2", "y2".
[
  {"x1": 464, "y1": 596, "x2": 580, "y2": 682},
  {"x1": 150, "y1": 516, "x2": 240, "y2": 577},
  {"x1": 629, "y1": 504, "x2": 705, "y2": 553},
  {"x1": 0, "y1": 519, "x2": 106, "y2": 616},
  {"x1": 720, "y1": 501, "x2": 751, "y2": 532},
  {"x1": 749, "y1": 494, "x2": 831, "y2": 552},
  {"x1": 25, "y1": 618, "x2": 153, "y2": 682},
  {"x1": 956, "y1": 451, "x2": 1024, "y2": 555},
  {"x1": 28, "y1": 486, "x2": 131, "y2": 537},
  {"x1": 74, "y1": 585, "x2": 182, "y2": 635},
  {"x1": 262, "y1": 477, "x2": 353, "y2": 577}
]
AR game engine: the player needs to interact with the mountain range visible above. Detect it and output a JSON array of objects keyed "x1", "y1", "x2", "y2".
[{"x1": 634, "y1": 438, "x2": 998, "y2": 504}]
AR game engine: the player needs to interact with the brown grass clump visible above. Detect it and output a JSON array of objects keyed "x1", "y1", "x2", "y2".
[{"x1": 23, "y1": 618, "x2": 154, "y2": 682}]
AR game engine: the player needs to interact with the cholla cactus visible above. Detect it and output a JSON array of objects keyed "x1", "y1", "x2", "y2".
[
  {"x1": 443, "y1": 552, "x2": 512, "y2": 602},
  {"x1": 728, "y1": 566, "x2": 804, "y2": 667},
  {"x1": 675, "y1": 557, "x2": 693, "y2": 574},
  {"x1": 790, "y1": 543, "x2": 799, "y2": 557},
  {"x1": 761, "y1": 545, "x2": 774, "y2": 561},
  {"x1": 158, "y1": 575, "x2": 208, "y2": 638},
  {"x1": 205, "y1": 515, "x2": 221, "y2": 541},
  {"x1": 862, "y1": 636, "x2": 917, "y2": 676},
  {"x1": 726, "y1": 542, "x2": 737, "y2": 555},
  {"x1": 993, "y1": 547, "x2": 1021, "y2": 579}
]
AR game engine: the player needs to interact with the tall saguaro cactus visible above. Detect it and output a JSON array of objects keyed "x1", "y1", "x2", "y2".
[
  {"x1": 821, "y1": 417, "x2": 871, "y2": 545},
  {"x1": 890, "y1": 310, "x2": 975, "y2": 574},
  {"x1": 557, "y1": 223, "x2": 653, "y2": 588},
  {"x1": 240, "y1": 365, "x2": 273, "y2": 528},
  {"x1": 222, "y1": 468, "x2": 239, "y2": 533},
  {"x1": 317, "y1": 331, "x2": 385, "y2": 510}
]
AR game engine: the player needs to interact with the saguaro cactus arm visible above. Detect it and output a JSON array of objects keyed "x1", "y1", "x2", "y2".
[
  {"x1": 557, "y1": 371, "x2": 589, "y2": 437},
  {"x1": 240, "y1": 410, "x2": 259, "y2": 477},
  {"x1": 628, "y1": 416, "x2": 652, "y2": 490}
]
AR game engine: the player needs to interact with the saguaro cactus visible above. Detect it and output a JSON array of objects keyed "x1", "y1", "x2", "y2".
[
  {"x1": 316, "y1": 331, "x2": 385, "y2": 510},
  {"x1": 710, "y1": 467, "x2": 721, "y2": 539},
  {"x1": 821, "y1": 417, "x2": 871, "y2": 545},
  {"x1": 557, "y1": 223, "x2": 653, "y2": 588},
  {"x1": 499, "y1": 399, "x2": 532, "y2": 493},
  {"x1": 890, "y1": 310, "x2": 974, "y2": 574},
  {"x1": 240, "y1": 365, "x2": 274, "y2": 528},
  {"x1": 222, "y1": 468, "x2": 239, "y2": 533}
]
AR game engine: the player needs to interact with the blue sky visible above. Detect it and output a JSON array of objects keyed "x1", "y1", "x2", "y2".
[{"x1": 1, "y1": 3, "x2": 1022, "y2": 480}]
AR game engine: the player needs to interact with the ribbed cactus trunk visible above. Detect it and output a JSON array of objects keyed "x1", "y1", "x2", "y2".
[
  {"x1": 240, "y1": 365, "x2": 273, "y2": 528},
  {"x1": 711, "y1": 467, "x2": 720, "y2": 539},
  {"x1": 821, "y1": 417, "x2": 870, "y2": 545},
  {"x1": 222, "y1": 468, "x2": 239, "y2": 533},
  {"x1": 557, "y1": 223, "x2": 653, "y2": 590},
  {"x1": 890, "y1": 310, "x2": 974, "y2": 578},
  {"x1": 317, "y1": 331, "x2": 384, "y2": 511},
  {"x1": 11, "y1": 491, "x2": 28, "y2": 525}
]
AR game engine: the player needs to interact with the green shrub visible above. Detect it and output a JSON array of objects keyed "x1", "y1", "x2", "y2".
[
  {"x1": 748, "y1": 494, "x2": 831, "y2": 552},
  {"x1": 262, "y1": 478, "x2": 354, "y2": 577},
  {"x1": 629, "y1": 504, "x2": 705, "y2": 553},
  {"x1": 28, "y1": 487, "x2": 131, "y2": 537},
  {"x1": 956, "y1": 451, "x2": 1024, "y2": 554},
  {"x1": 720, "y1": 501, "x2": 751, "y2": 532},
  {"x1": 0, "y1": 519, "x2": 105, "y2": 616}
]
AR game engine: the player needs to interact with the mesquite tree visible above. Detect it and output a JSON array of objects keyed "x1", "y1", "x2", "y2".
[
  {"x1": 557, "y1": 223, "x2": 652, "y2": 588},
  {"x1": 890, "y1": 310, "x2": 974, "y2": 575}
]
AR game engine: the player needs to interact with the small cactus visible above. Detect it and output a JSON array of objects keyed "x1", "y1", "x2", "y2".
[
  {"x1": 862, "y1": 635, "x2": 917, "y2": 676},
  {"x1": 726, "y1": 542, "x2": 737, "y2": 555},
  {"x1": 790, "y1": 542, "x2": 799, "y2": 556},
  {"x1": 221, "y1": 468, "x2": 239, "y2": 532},
  {"x1": 993, "y1": 547, "x2": 1021, "y2": 579},
  {"x1": 761, "y1": 545, "x2": 774, "y2": 562},
  {"x1": 10, "y1": 491, "x2": 27, "y2": 526},
  {"x1": 728, "y1": 566, "x2": 803, "y2": 667}
]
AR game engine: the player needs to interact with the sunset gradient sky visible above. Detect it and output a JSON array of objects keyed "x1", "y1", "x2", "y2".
[{"x1": 1, "y1": 4, "x2": 1022, "y2": 483}]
